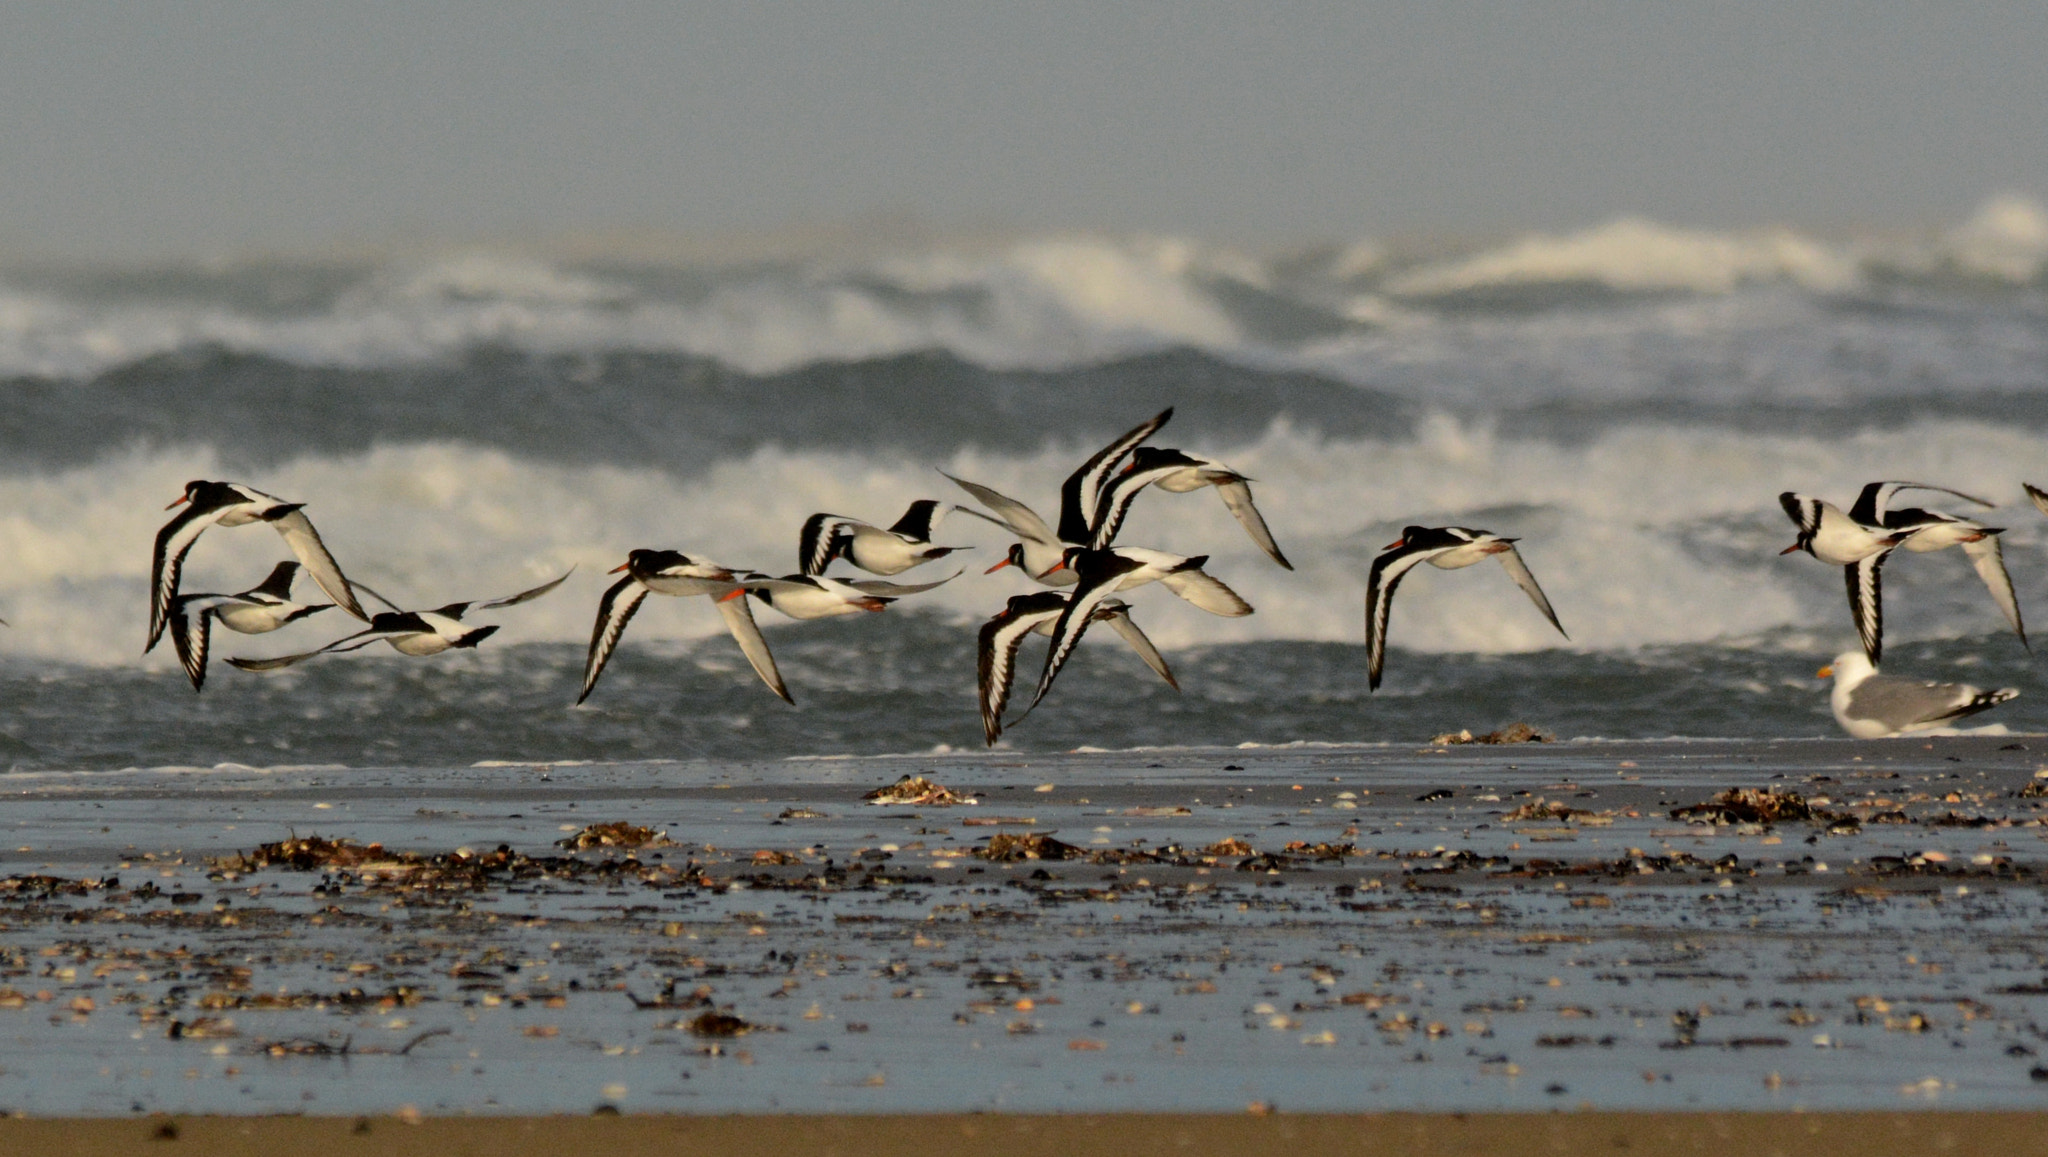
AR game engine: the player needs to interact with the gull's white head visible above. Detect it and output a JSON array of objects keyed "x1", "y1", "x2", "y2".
[{"x1": 1819, "y1": 651, "x2": 1876, "y2": 686}]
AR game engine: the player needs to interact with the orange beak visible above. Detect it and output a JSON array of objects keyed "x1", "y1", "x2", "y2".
[
  {"x1": 1816, "y1": 665, "x2": 1833, "y2": 678},
  {"x1": 718, "y1": 588, "x2": 748, "y2": 602},
  {"x1": 1779, "y1": 543, "x2": 1802, "y2": 555},
  {"x1": 609, "y1": 562, "x2": 630, "y2": 574},
  {"x1": 165, "y1": 494, "x2": 190, "y2": 510},
  {"x1": 984, "y1": 558, "x2": 1013, "y2": 574},
  {"x1": 1039, "y1": 559, "x2": 1068, "y2": 577},
  {"x1": 1384, "y1": 537, "x2": 1405, "y2": 550}
]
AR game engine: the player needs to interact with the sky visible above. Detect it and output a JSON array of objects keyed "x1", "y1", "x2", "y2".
[{"x1": 3, "y1": 3, "x2": 2045, "y2": 261}]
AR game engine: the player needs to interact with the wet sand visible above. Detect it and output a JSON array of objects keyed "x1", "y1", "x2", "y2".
[
  {"x1": 8, "y1": 1110, "x2": 2048, "y2": 1157},
  {"x1": 2, "y1": 736, "x2": 2048, "y2": 1116}
]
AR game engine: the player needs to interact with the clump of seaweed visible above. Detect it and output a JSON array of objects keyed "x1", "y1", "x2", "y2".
[
  {"x1": 557, "y1": 822, "x2": 675, "y2": 851},
  {"x1": 977, "y1": 832, "x2": 1084, "y2": 861},
  {"x1": 862, "y1": 775, "x2": 978, "y2": 806},
  {"x1": 1670, "y1": 788, "x2": 1818, "y2": 825},
  {"x1": 1430, "y1": 723, "x2": 1552, "y2": 745}
]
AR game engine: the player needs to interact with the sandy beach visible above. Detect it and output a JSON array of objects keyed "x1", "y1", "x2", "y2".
[{"x1": 0, "y1": 735, "x2": 2043, "y2": 1119}]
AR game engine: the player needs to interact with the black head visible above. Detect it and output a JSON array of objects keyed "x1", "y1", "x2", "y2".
[
  {"x1": 168, "y1": 480, "x2": 234, "y2": 512},
  {"x1": 1123, "y1": 446, "x2": 1202, "y2": 473},
  {"x1": 618, "y1": 548, "x2": 690, "y2": 576}
]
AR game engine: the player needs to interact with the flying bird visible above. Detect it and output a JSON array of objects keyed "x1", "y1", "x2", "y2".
[
  {"x1": 799, "y1": 500, "x2": 968, "y2": 577},
  {"x1": 1029, "y1": 546, "x2": 1251, "y2": 710},
  {"x1": 1850, "y1": 481, "x2": 2023, "y2": 649},
  {"x1": 228, "y1": 570, "x2": 570, "y2": 672},
  {"x1": 166, "y1": 561, "x2": 334, "y2": 691},
  {"x1": 149, "y1": 480, "x2": 368, "y2": 653},
  {"x1": 976, "y1": 590, "x2": 1176, "y2": 746},
  {"x1": 1365, "y1": 526, "x2": 1566, "y2": 691},
  {"x1": 1778, "y1": 492, "x2": 1910, "y2": 664},
  {"x1": 577, "y1": 550, "x2": 789, "y2": 706},
  {"x1": 1088, "y1": 446, "x2": 1291, "y2": 568}
]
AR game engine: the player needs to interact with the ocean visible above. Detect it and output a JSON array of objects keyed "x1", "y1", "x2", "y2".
[{"x1": 4, "y1": 197, "x2": 2048, "y2": 770}]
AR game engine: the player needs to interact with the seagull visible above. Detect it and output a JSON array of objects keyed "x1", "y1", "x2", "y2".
[
  {"x1": 1778, "y1": 492, "x2": 1910, "y2": 664},
  {"x1": 149, "y1": 480, "x2": 368, "y2": 653},
  {"x1": 227, "y1": 569, "x2": 570, "y2": 672},
  {"x1": 976, "y1": 590, "x2": 1177, "y2": 746},
  {"x1": 166, "y1": 561, "x2": 334, "y2": 691},
  {"x1": 1028, "y1": 546, "x2": 1251, "y2": 709},
  {"x1": 576, "y1": 549, "x2": 790, "y2": 706},
  {"x1": 799, "y1": 500, "x2": 969, "y2": 577},
  {"x1": 948, "y1": 408, "x2": 1174, "y2": 584},
  {"x1": 1365, "y1": 526, "x2": 1566, "y2": 691},
  {"x1": 1819, "y1": 651, "x2": 2019, "y2": 738},
  {"x1": 1088, "y1": 445, "x2": 1292, "y2": 568},
  {"x1": 1850, "y1": 481, "x2": 2024, "y2": 649}
]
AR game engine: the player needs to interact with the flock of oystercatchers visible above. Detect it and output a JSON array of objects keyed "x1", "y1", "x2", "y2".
[{"x1": 0, "y1": 412, "x2": 2031, "y2": 744}]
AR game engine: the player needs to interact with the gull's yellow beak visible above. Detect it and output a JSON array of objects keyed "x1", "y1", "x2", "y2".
[{"x1": 1816, "y1": 665, "x2": 1833, "y2": 678}]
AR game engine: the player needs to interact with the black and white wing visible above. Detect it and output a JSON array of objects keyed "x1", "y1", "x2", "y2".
[
  {"x1": 715, "y1": 592, "x2": 792, "y2": 705},
  {"x1": 1057, "y1": 409, "x2": 1172, "y2": 545},
  {"x1": 248, "y1": 560, "x2": 303, "y2": 601},
  {"x1": 1029, "y1": 553, "x2": 1144, "y2": 709},
  {"x1": 845, "y1": 570, "x2": 963, "y2": 597},
  {"x1": 942, "y1": 473, "x2": 1059, "y2": 545},
  {"x1": 167, "y1": 598, "x2": 216, "y2": 692},
  {"x1": 886, "y1": 499, "x2": 959, "y2": 544},
  {"x1": 1493, "y1": 545, "x2": 1566, "y2": 638},
  {"x1": 1846, "y1": 552, "x2": 1889, "y2": 665},
  {"x1": 576, "y1": 575, "x2": 649, "y2": 704},
  {"x1": 978, "y1": 595, "x2": 1066, "y2": 746},
  {"x1": 1213, "y1": 478, "x2": 1292, "y2": 570},
  {"x1": 799, "y1": 513, "x2": 857, "y2": 576},
  {"x1": 1778, "y1": 492, "x2": 1824, "y2": 541},
  {"x1": 148, "y1": 501, "x2": 226, "y2": 652},
  {"x1": 1851, "y1": 480, "x2": 1994, "y2": 526},
  {"x1": 1087, "y1": 461, "x2": 1187, "y2": 550},
  {"x1": 1364, "y1": 545, "x2": 1438, "y2": 691},
  {"x1": 265, "y1": 508, "x2": 368, "y2": 622},
  {"x1": 1097, "y1": 601, "x2": 1178, "y2": 690},
  {"x1": 1962, "y1": 534, "x2": 2026, "y2": 649}
]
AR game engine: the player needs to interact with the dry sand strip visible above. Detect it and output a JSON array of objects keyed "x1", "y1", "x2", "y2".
[{"x1": 6, "y1": 1112, "x2": 2048, "y2": 1157}]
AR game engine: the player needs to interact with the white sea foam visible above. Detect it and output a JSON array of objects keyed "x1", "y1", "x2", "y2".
[
  {"x1": 1, "y1": 197, "x2": 2042, "y2": 384},
  {"x1": 4, "y1": 417, "x2": 2044, "y2": 669}
]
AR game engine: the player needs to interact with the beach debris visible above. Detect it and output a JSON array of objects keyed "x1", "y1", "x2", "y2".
[
  {"x1": 210, "y1": 835, "x2": 700, "y2": 893},
  {"x1": 259, "y1": 1035, "x2": 353, "y2": 1057},
  {"x1": 686, "y1": 1011, "x2": 756, "y2": 1038},
  {"x1": 862, "y1": 775, "x2": 977, "y2": 806},
  {"x1": 777, "y1": 807, "x2": 829, "y2": 819},
  {"x1": 1429, "y1": 723, "x2": 1552, "y2": 745},
  {"x1": 1502, "y1": 798, "x2": 1590, "y2": 823},
  {"x1": 1669, "y1": 788, "x2": 1820, "y2": 826},
  {"x1": 977, "y1": 832, "x2": 1084, "y2": 861},
  {"x1": 557, "y1": 822, "x2": 675, "y2": 851},
  {"x1": 1202, "y1": 837, "x2": 1255, "y2": 857}
]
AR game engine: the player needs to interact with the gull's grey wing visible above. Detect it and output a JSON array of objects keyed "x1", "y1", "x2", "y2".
[
  {"x1": 942, "y1": 473, "x2": 1058, "y2": 545},
  {"x1": 576, "y1": 575, "x2": 649, "y2": 704},
  {"x1": 1962, "y1": 534, "x2": 2026, "y2": 649},
  {"x1": 227, "y1": 627, "x2": 400, "y2": 672},
  {"x1": 845, "y1": 570, "x2": 963, "y2": 597},
  {"x1": 1848, "y1": 675, "x2": 2018, "y2": 731},
  {"x1": 266, "y1": 508, "x2": 368, "y2": 622},
  {"x1": 1214, "y1": 478, "x2": 1292, "y2": 570},
  {"x1": 1494, "y1": 545, "x2": 1566, "y2": 638},
  {"x1": 148, "y1": 500, "x2": 223, "y2": 652},
  {"x1": 1100, "y1": 604, "x2": 1177, "y2": 690},
  {"x1": 1847, "y1": 552, "x2": 1888, "y2": 665},
  {"x1": 715, "y1": 592, "x2": 793, "y2": 705},
  {"x1": 1058, "y1": 409, "x2": 1172, "y2": 545}
]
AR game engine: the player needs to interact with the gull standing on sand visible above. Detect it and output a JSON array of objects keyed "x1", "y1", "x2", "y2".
[
  {"x1": 1365, "y1": 526, "x2": 1566, "y2": 691},
  {"x1": 1818, "y1": 652, "x2": 2019, "y2": 738}
]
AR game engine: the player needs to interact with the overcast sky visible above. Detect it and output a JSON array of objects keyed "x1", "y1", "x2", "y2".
[{"x1": 4, "y1": 3, "x2": 2044, "y2": 261}]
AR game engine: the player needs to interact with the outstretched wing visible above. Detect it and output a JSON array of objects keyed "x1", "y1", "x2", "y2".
[
  {"x1": 715, "y1": 592, "x2": 793, "y2": 705},
  {"x1": 979, "y1": 604, "x2": 1060, "y2": 745},
  {"x1": 266, "y1": 508, "x2": 368, "y2": 622},
  {"x1": 886, "y1": 499, "x2": 960, "y2": 543},
  {"x1": 148, "y1": 501, "x2": 223, "y2": 652},
  {"x1": 1087, "y1": 462, "x2": 1184, "y2": 550},
  {"x1": 576, "y1": 576, "x2": 649, "y2": 704},
  {"x1": 227, "y1": 627, "x2": 402, "y2": 672},
  {"x1": 1494, "y1": 545, "x2": 1566, "y2": 638},
  {"x1": 249, "y1": 560, "x2": 303, "y2": 600},
  {"x1": 1028, "y1": 559, "x2": 1135, "y2": 710},
  {"x1": 845, "y1": 570, "x2": 963, "y2": 597},
  {"x1": 1099, "y1": 603, "x2": 1177, "y2": 690},
  {"x1": 168, "y1": 601, "x2": 214, "y2": 692},
  {"x1": 1058, "y1": 409, "x2": 1172, "y2": 545},
  {"x1": 1846, "y1": 552, "x2": 1889, "y2": 665},
  {"x1": 476, "y1": 567, "x2": 575, "y2": 611},
  {"x1": 1365, "y1": 546, "x2": 1434, "y2": 691},
  {"x1": 2027, "y1": 483, "x2": 2048, "y2": 518},
  {"x1": 1214, "y1": 478, "x2": 1292, "y2": 570},
  {"x1": 1852, "y1": 480, "x2": 1994, "y2": 526},
  {"x1": 1158, "y1": 566, "x2": 1254, "y2": 617},
  {"x1": 347, "y1": 580, "x2": 406, "y2": 614},
  {"x1": 942, "y1": 473, "x2": 1058, "y2": 545},
  {"x1": 1962, "y1": 534, "x2": 2026, "y2": 649},
  {"x1": 799, "y1": 513, "x2": 856, "y2": 576}
]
